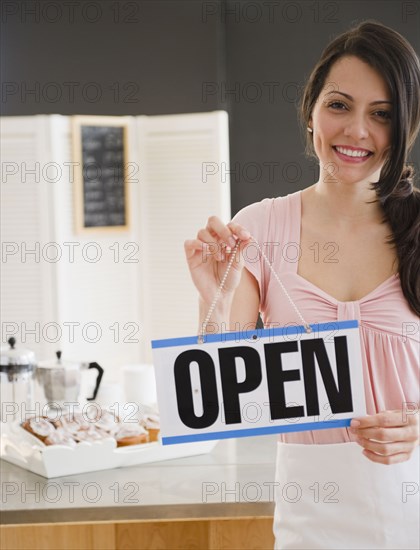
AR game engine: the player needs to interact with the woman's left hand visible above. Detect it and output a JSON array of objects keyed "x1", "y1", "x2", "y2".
[{"x1": 350, "y1": 408, "x2": 419, "y2": 465}]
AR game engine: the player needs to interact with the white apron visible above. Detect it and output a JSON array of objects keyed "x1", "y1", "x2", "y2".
[{"x1": 273, "y1": 441, "x2": 420, "y2": 550}]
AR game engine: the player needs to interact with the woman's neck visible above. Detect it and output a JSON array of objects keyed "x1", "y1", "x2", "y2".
[{"x1": 310, "y1": 174, "x2": 384, "y2": 225}]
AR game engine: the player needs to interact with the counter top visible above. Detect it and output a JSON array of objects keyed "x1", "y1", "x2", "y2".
[{"x1": 0, "y1": 436, "x2": 277, "y2": 524}]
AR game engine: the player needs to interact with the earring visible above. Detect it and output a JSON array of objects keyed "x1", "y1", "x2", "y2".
[{"x1": 307, "y1": 126, "x2": 313, "y2": 133}]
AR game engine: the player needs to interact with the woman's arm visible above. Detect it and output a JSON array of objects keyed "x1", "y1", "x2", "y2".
[{"x1": 229, "y1": 267, "x2": 260, "y2": 331}]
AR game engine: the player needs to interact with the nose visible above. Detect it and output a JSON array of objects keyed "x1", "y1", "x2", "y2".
[{"x1": 343, "y1": 112, "x2": 369, "y2": 140}]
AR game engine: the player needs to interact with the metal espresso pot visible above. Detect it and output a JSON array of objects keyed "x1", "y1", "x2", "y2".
[
  {"x1": 0, "y1": 337, "x2": 36, "y2": 423},
  {"x1": 35, "y1": 351, "x2": 104, "y2": 412}
]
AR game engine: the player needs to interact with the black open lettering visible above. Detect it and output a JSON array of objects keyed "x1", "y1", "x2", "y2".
[
  {"x1": 174, "y1": 349, "x2": 219, "y2": 429},
  {"x1": 171, "y1": 334, "x2": 354, "y2": 432},
  {"x1": 301, "y1": 336, "x2": 353, "y2": 416},
  {"x1": 218, "y1": 347, "x2": 262, "y2": 424},
  {"x1": 264, "y1": 341, "x2": 305, "y2": 420}
]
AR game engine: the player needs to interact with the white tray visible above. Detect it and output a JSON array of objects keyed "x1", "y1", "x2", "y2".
[{"x1": 0, "y1": 422, "x2": 218, "y2": 478}]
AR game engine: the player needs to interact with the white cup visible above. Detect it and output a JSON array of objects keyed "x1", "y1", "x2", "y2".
[
  {"x1": 122, "y1": 364, "x2": 157, "y2": 407},
  {"x1": 94, "y1": 382, "x2": 125, "y2": 410}
]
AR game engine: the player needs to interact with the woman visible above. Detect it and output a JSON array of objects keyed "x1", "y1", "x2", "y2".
[{"x1": 185, "y1": 21, "x2": 419, "y2": 549}]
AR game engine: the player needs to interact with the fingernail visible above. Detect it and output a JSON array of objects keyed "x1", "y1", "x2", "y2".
[
  {"x1": 228, "y1": 237, "x2": 236, "y2": 248},
  {"x1": 350, "y1": 420, "x2": 360, "y2": 427},
  {"x1": 240, "y1": 230, "x2": 250, "y2": 240}
]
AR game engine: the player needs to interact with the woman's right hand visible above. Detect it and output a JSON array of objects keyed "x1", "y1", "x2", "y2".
[{"x1": 184, "y1": 216, "x2": 252, "y2": 305}]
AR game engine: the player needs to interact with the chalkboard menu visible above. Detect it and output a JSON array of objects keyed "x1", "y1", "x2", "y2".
[{"x1": 72, "y1": 116, "x2": 130, "y2": 233}]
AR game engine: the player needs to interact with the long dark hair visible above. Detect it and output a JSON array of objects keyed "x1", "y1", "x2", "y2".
[{"x1": 300, "y1": 20, "x2": 420, "y2": 316}]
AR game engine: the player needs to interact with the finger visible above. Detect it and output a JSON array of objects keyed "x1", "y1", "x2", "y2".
[
  {"x1": 350, "y1": 410, "x2": 409, "y2": 431},
  {"x1": 206, "y1": 216, "x2": 240, "y2": 248},
  {"x1": 362, "y1": 449, "x2": 411, "y2": 465},
  {"x1": 200, "y1": 225, "x2": 234, "y2": 261},
  {"x1": 226, "y1": 222, "x2": 252, "y2": 242},
  {"x1": 197, "y1": 227, "x2": 219, "y2": 244},
  {"x1": 184, "y1": 239, "x2": 211, "y2": 260},
  {"x1": 355, "y1": 436, "x2": 413, "y2": 455},
  {"x1": 353, "y1": 425, "x2": 418, "y2": 442}
]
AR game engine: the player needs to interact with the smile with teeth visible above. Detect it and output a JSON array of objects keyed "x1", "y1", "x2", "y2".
[{"x1": 333, "y1": 146, "x2": 372, "y2": 158}]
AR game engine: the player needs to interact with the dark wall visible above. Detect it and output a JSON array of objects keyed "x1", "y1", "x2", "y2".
[
  {"x1": 1, "y1": 0, "x2": 419, "y2": 214},
  {"x1": 0, "y1": 1, "x2": 224, "y2": 115}
]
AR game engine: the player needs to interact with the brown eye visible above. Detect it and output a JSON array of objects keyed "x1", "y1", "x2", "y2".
[
  {"x1": 328, "y1": 101, "x2": 347, "y2": 110},
  {"x1": 375, "y1": 110, "x2": 391, "y2": 120}
]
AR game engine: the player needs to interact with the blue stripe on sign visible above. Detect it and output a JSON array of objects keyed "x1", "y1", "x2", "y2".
[
  {"x1": 161, "y1": 418, "x2": 352, "y2": 445},
  {"x1": 151, "y1": 320, "x2": 359, "y2": 349}
]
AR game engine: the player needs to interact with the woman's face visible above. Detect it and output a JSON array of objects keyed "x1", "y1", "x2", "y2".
[{"x1": 310, "y1": 55, "x2": 392, "y2": 187}]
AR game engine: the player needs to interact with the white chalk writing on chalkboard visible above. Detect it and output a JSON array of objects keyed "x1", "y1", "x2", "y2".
[{"x1": 81, "y1": 125, "x2": 126, "y2": 228}]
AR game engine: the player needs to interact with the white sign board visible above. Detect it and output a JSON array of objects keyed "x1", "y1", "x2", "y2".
[{"x1": 151, "y1": 320, "x2": 366, "y2": 445}]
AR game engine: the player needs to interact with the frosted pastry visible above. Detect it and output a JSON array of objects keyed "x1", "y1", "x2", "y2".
[
  {"x1": 94, "y1": 409, "x2": 120, "y2": 435},
  {"x1": 59, "y1": 412, "x2": 91, "y2": 432},
  {"x1": 73, "y1": 426, "x2": 109, "y2": 442},
  {"x1": 115, "y1": 424, "x2": 149, "y2": 447},
  {"x1": 44, "y1": 427, "x2": 77, "y2": 447},
  {"x1": 140, "y1": 413, "x2": 160, "y2": 442},
  {"x1": 21, "y1": 417, "x2": 56, "y2": 442}
]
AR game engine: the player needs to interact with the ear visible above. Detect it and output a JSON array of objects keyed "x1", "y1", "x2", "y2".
[{"x1": 307, "y1": 116, "x2": 314, "y2": 134}]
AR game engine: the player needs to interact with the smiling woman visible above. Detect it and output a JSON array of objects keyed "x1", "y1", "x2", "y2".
[
  {"x1": 295, "y1": 55, "x2": 399, "y2": 305},
  {"x1": 300, "y1": 22, "x2": 420, "y2": 316},
  {"x1": 311, "y1": 57, "x2": 392, "y2": 170},
  {"x1": 185, "y1": 19, "x2": 420, "y2": 550}
]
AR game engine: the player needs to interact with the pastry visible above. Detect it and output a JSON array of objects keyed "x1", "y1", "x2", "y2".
[
  {"x1": 94, "y1": 409, "x2": 120, "y2": 435},
  {"x1": 115, "y1": 424, "x2": 149, "y2": 447},
  {"x1": 21, "y1": 410, "x2": 156, "y2": 448},
  {"x1": 59, "y1": 411, "x2": 92, "y2": 434},
  {"x1": 73, "y1": 425, "x2": 109, "y2": 442},
  {"x1": 21, "y1": 417, "x2": 56, "y2": 443},
  {"x1": 44, "y1": 427, "x2": 77, "y2": 447},
  {"x1": 140, "y1": 413, "x2": 160, "y2": 442}
]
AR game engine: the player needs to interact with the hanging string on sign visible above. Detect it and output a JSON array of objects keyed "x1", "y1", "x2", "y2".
[
  {"x1": 152, "y1": 235, "x2": 366, "y2": 444},
  {"x1": 199, "y1": 237, "x2": 312, "y2": 343}
]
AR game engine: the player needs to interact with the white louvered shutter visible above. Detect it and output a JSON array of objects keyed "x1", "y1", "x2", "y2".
[
  {"x1": 1, "y1": 116, "x2": 55, "y2": 359},
  {"x1": 136, "y1": 111, "x2": 230, "y2": 361}
]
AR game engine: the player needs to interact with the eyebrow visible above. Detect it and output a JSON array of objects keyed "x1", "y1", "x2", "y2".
[{"x1": 325, "y1": 91, "x2": 392, "y2": 105}]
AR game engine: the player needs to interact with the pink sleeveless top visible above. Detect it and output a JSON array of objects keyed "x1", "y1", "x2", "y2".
[{"x1": 232, "y1": 190, "x2": 420, "y2": 444}]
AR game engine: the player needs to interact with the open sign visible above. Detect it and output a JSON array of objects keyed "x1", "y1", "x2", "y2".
[{"x1": 151, "y1": 320, "x2": 366, "y2": 445}]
